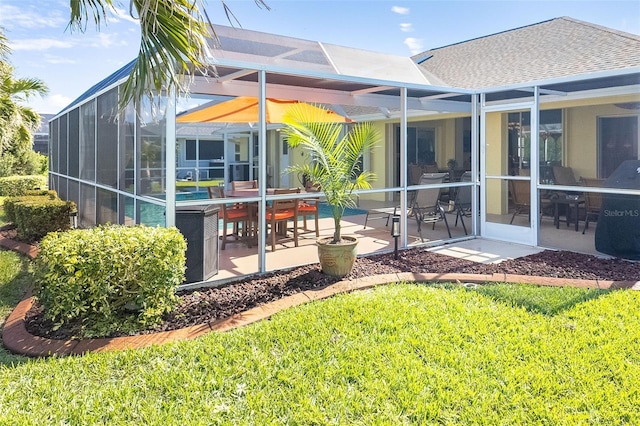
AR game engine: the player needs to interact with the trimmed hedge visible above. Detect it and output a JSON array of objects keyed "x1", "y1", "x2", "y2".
[
  {"x1": 13, "y1": 198, "x2": 75, "y2": 242},
  {"x1": 24, "y1": 189, "x2": 57, "y2": 197},
  {"x1": 0, "y1": 175, "x2": 47, "y2": 196},
  {"x1": 3, "y1": 192, "x2": 58, "y2": 223},
  {"x1": 35, "y1": 225, "x2": 187, "y2": 337}
]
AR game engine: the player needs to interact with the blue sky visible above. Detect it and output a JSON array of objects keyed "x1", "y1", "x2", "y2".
[{"x1": 1, "y1": 0, "x2": 639, "y2": 114}]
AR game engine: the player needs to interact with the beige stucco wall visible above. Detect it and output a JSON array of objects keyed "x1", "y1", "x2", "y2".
[
  {"x1": 564, "y1": 102, "x2": 639, "y2": 180},
  {"x1": 356, "y1": 121, "x2": 389, "y2": 202}
]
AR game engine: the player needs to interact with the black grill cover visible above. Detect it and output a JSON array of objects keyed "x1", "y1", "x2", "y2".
[{"x1": 595, "y1": 160, "x2": 640, "y2": 260}]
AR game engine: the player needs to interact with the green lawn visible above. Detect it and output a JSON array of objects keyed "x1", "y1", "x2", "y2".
[
  {"x1": 0, "y1": 250, "x2": 32, "y2": 366},
  {"x1": 1, "y1": 276, "x2": 638, "y2": 424}
]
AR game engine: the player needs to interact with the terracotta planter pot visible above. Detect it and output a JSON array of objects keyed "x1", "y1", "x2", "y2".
[{"x1": 316, "y1": 235, "x2": 358, "y2": 277}]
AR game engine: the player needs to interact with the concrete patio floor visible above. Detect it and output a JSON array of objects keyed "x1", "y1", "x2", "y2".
[{"x1": 211, "y1": 210, "x2": 601, "y2": 283}]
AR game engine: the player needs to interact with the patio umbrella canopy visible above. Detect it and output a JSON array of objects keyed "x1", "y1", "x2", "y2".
[{"x1": 176, "y1": 97, "x2": 352, "y2": 124}]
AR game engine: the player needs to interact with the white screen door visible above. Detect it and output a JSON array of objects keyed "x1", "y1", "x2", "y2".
[{"x1": 481, "y1": 101, "x2": 539, "y2": 246}]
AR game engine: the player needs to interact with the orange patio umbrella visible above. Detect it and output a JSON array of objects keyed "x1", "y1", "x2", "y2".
[{"x1": 176, "y1": 97, "x2": 352, "y2": 124}]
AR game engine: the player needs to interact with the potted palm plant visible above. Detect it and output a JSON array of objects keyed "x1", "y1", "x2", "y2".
[{"x1": 282, "y1": 104, "x2": 379, "y2": 277}]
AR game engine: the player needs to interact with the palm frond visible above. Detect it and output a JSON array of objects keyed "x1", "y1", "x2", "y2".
[
  {"x1": 0, "y1": 60, "x2": 47, "y2": 157},
  {"x1": 282, "y1": 103, "x2": 380, "y2": 242},
  {"x1": 117, "y1": 0, "x2": 213, "y2": 112},
  {"x1": 68, "y1": 0, "x2": 115, "y2": 32},
  {"x1": 0, "y1": 27, "x2": 10, "y2": 60}
]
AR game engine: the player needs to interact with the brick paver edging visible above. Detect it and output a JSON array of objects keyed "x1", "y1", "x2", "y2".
[
  {"x1": 2, "y1": 232, "x2": 638, "y2": 357},
  {"x1": 3, "y1": 271, "x2": 638, "y2": 358},
  {"x1": 0, "y1": 231, "x2": 39, "y2": 259}
]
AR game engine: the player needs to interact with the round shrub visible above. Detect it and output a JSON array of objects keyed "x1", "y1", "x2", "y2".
[{"x1": 34, "y1": 225, "x2": 187, "y2": 338}]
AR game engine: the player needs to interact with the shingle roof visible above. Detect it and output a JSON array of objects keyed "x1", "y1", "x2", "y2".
[{"x1": 413, "y1": 17, "x2": 640, "y2": 89}]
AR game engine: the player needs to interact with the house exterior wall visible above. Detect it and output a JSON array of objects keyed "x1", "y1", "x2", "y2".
[
  {"x1": 368, "y1": 121, "x2": 388, "y2": 201},
  {"x1": 565, "y1": 102, "x2": 639, "y2": 180}
]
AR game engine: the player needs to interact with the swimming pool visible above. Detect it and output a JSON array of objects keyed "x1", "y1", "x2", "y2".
[{"x1": 175, "y1": 192, "x2": 366, "y2": 218}]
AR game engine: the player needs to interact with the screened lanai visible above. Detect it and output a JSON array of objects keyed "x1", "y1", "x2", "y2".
[{"x1": 48, "y1": 24, "x2": 640, "y2": 284}]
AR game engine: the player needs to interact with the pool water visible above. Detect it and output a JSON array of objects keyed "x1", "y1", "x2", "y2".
[
  {"x1": 176, "y1": 191, "x2": 209, "y2": 201},
  {"x1": 132, "y1": 192, "x2": 367, "y2": 231},
  {"x1": 175, "y1": 192, "x2": 366, "y2": 218}
]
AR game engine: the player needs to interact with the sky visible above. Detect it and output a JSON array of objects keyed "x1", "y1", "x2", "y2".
[{"x1": 1, "y1": 0, "x2": 639, "y2": 115}]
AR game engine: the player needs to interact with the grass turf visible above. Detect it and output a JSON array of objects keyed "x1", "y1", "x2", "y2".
[
  {"x1": 0, "y1": 250, "x2": 32, "y2": 366},
  {"x1": 0, "y1": 281, "x2": 638, "y2": 424}
]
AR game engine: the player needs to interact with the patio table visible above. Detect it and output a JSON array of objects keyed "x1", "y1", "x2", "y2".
[
  {"x1": 226, "y1": 188, "x2": 309, "y2": 244},
  {"x1": 551, "y1": 195, "x2": 585, "y2": 232}
]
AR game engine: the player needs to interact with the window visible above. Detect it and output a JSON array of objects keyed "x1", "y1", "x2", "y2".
[
  {"x1": 598, "y1": 116, "x2": 639, "y2": 178},
  {"x1": 185, "y1": 139, "x2": 224, "y2": 161},
  {"x1": 395, "y1": 124, "x2": 436, "y2": 187},
  {"x1": 508, "y1": 109, "x2": 563, "y2": 180}
]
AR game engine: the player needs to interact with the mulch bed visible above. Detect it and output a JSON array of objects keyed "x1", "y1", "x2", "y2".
[{"x1": 20, "y1": 245, "x2": 639, "y2": 340}]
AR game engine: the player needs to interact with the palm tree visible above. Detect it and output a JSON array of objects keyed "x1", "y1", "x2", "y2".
[
  {"x1": 282, "y1": 104, "x2": 379, "y2": 243},
  {"x1": 68, "y1": 0, "x2": 269, "y2": 111},
  {"x1": 0, "y1": 31, "x2": 48, "y2": 160}
]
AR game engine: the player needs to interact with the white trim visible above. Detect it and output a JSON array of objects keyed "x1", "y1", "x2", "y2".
[
  {"x1": 530, "y1": 87, "x2": 540, "y2": 246},
  {"x1": 165, "y1": 88, "x2": 177, "y2": 228},
  {"x1": 470, "y1": 93, "x2": 480, "y2": 235},
  {"x1": 480, "y1": 67, "x2": 640, "y2": 95},
  {"x1": 206, "y1": 57, "x2": 474, "y2": 95},
  {"x1": 400, "y1": 87, "x2": 408, "y2": 247},
  {"x1": 258, "y1": 71, "x2": 267, "y2": 273},
  {"x1": 190, "y1": 77, "x2": 472, "y2": 112}
]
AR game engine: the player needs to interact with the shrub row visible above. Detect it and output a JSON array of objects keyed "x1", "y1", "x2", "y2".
[
  {"x1": 14, "y1": 198, "x2": 76, "y2": 242},
  {"x1": 35, "y1": 225, "x2": 187, "y2": 337},
  {"x1": 0, "y1": 175, "x2": 47, "y2": 196},
  {"x1": 4, "y1": 190, "x2": 74, "y2": 242},
  {"x1": 3, "y1": 190, "x2": 58, "y2": 223}
]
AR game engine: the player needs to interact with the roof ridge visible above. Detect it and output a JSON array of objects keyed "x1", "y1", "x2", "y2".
[
  {"x1": 558, "y1": 16, "x2": 640, "y2": 42},
  {"x1": 413, "y1": 17, "x2": 560, "y2": 57},
  {"x1": 413, "y1": 16, "x2": 640, "y2": 60}
]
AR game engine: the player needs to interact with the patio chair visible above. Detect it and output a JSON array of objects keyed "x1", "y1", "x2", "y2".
[
  {"x1": 297, "y1": 195, "x2": 320, "y2": 237},
  {"x1": 581, "y1": 177, "x2": 605, "y2": 234},
  {"x1": 424, "y1": 163, "x2": 440, "y2": 173},
  {"x1": 408, "y1": 164, "x2": 424, "y2": 186},
  {"x1": 509, "y1": 180, "x2": 553, "y2": 224},
  {"x1": 445, "y1": 171, "x2": 472, "y2": 235},
  {"x1": 509, "y1": 180, "x2": 531, "y2": 224},
  {"x1": 231, "y1": 180, "x2": 258, "y2": 190},
  {"x1": 412, "y1": 172, "x2": 451, "y2": 241},
  {"x1": 208, "y1": 186, "x2": 252, "y2": 250},
  {"x1": 363, "y1": 205, "x2": 398, "y2": 229},
  {"x1": 265, "y1": 188, "x2": 300, "y2": 251},
  {"x1": 553, "y1": 166, "x2": 579, "y2": 187}
]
